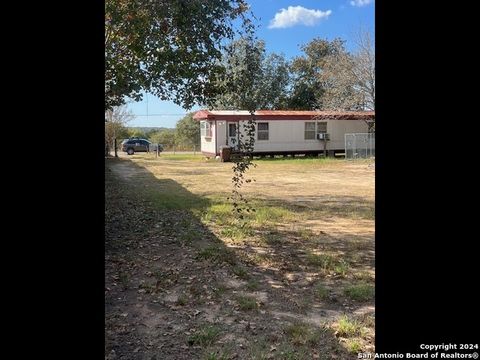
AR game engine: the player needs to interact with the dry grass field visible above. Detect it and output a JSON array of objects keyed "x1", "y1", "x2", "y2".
[{"x1": 105, "y1": 153, "x2": 375, "y2": 359}]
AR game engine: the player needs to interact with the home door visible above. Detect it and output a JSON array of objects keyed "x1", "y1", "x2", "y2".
[{"x1": 227, "y1": 123, "x2": 239, "y2": 149}]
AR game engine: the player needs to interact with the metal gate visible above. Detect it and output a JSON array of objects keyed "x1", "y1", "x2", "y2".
[{"x1": 345, "y1": 133, "x2": 375, "y2": 160}]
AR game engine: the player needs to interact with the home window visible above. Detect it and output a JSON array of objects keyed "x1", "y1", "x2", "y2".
[
  {"x1": 316, "y1": 122, "x2": 327, "y2": 135},
  {"x1": 228, "y1": 123, "x2": 237, "y2": 137},
  {"x1": 257, "y1": 122, "x2": 269, "y2": 140},
  {"x1": 200, "y1": 121, "x2": 212, "y2": 138},
  {"x1": 304, "y1": 122, "x2": 316, "y2": 139}
]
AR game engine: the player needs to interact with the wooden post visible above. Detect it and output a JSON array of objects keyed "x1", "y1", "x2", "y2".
[
  {"x1": 193, "y1": 144, "x2": 196, "y2": 155},
  {"x1": 114, "y1": 138, "x2": 118, "y2": 157}
]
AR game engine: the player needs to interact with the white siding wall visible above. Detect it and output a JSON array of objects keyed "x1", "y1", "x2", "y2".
[
  {"x1": 328, "y1": 120, "x2": 370, "y2": 150},
  {"x1": 200, "y1": 119, "x2": 370, "y2": 153},
  {"x1": 200, "y1": 121, "x2": 217, "y2": 154},
  {"x1": 236, "y1": 119, "x2": 370, "y2": 152}
]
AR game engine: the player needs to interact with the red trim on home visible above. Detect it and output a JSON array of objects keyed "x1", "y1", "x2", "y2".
[
  {"x1": 193, "y1": 110, "x2": 212, "y2": 120},
  {"x1": 193, "y1": 110, "x2": 375, "y2": 121}
]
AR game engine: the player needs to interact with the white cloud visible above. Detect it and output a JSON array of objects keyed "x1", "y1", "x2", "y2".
[
  {"x1": 350, "y1": 0, "x2": 373, "y2": 7},
  {"x1": 268, "y1": 6, "x2": 332, "y2": 29}
]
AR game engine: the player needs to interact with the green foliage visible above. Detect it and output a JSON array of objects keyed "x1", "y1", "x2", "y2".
[
  {"x1": 336, "y1": 315, "x2": 363, "y2": 337},
  {"x1": 284, "y1": 322, "x2": 324, "y2": 347},
  {"x1": 159, "y1": 154, "x2": 205, "y2": 161},
  {"x1": 138, "y1": 114, "x2": 199, "y2": 150},
  {"x1": 105, "y1": 0, "x2": 252, "y2": 110},
  {"x1": 229, "y1": 116, "x2": 257, "y2": 220},
  {"x1": 148, "y1": 129, "x2": 176, "y2": 148},
  {"x1": 284, "y1": 322, "x2": 311, "y2": 345},
  {"x1": 197, "y1": 245, "x2": 237, "y2": 266},
  {"x1": 306, "y1": 253, "x2": 350, "y2": 276},
  {"x1": 215, "y1": 35, "x2": 371, "y2": 112},
  {"x1": 215, "y1": 38, "x2": 291, "y2": 110},
  {"x1": 259, "y1": 53, "x2": 291, "y2": 109},
  {"x1": 352, "y1": 271, "x2": 374, "y2": 282},
  {"x1": 287, "y1": 81, "x2": 321, "y2": 110},
  {"x1": 289, "y1": 38, "x2": 346, "y2": 110},
  {"x1": 175, "y1": 113, "x2": 200, "y2": 147},
  {"x1": 188, "y1": 325, "x2": 221, "y2": 346},
  {"x1": 254, "y1": 206, "x2": 292, "y2": 225},
  {"x1": 212, "y1": 35, "x2": 261, "y2": 221},
  {"x1": 127, "y1": 129, "x2": 147, "y2": 139},
  {"x1": 115, "y1": 127, "x2": 130, "y2": 141},
  {"x1": 318, "y1": 50, "x2": 363, "y2": 111},
  {"x1": 343, "y1": 283, "x2": 375, "y2": 301},
  {"x1": 288, "y1": 35, "x2": 375, "y2": 111},
  {"x1": 105, "y1": 105, "x2": 134, "y2": 151},
  {"x1": 220, "y1": 223, "x2": 254, "y2": 240},
  {"x1": 232, "y1": 265, "x2": 250, "y2": 279},
  {"x1": 105, "y1": 122, "x2": 128, "y2": 148},
  {"x1": 215, "y1": 37, "x2": 264, "y2": 111},
  {"x1": 236, "y1": 295, "x2": 258, "y2": 311},
  {"x1": 345, "y1": 339, "x2": 363, "y2": 353},
  {"x1": 313, "y1": 283, "x2": 329, "y2": 300},
  {"x1": 246, "y1": 279, "x2": 259, "y2": 291}
]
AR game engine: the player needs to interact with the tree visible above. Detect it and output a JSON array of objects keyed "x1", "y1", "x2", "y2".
[
  {"x1": 105, "y1": 105, "x2": 134, "y2": 156},
  {"x1": 127, "y1": 128, "x2": 147, "y2": 139},
  {"x1": 316, "y1": 51, "x2": 364, "y2": 111},
  {"x1": 105, "y1": 0, "x2": 258, "y2": 223},
  {"x1": 214, "y1": 39, "x2": 291, "y2": 110},
  {"x1": 311, "y1": 29, "x2": 375, "y2": 131},
  {"x1": 289, "y1": 35, "x2": 374, "y2": 113},
  {"x1": 288, "y1": 38, "x2": 347, "y2": 110},
  {"x1": 214, "y1": 38, "x2": 265, "y2": 110},
  {"x1": 206, "y1": 35, "x2": 261, "y2": 219},
  {"x1": 175, "y1": 113, "x2": 200, "y2": 149},
  {"x1": 351, "y1": 28, "x2": 375, "y2": 111},
  {"x1": 256, "y1": 53, "x2": 291, "y2": 109},
  {"x1": 148, "y1": 130, "x2": 177, "y2": 150},
  {"x1": 105, "y1": 0, "x2": 251, "y2": 111}
]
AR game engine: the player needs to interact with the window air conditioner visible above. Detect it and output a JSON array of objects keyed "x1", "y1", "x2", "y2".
[{"x1": 317, "y1": 133, "x2": 330, "y2": 140}]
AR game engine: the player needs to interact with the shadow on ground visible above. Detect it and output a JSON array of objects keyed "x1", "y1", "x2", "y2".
[{"x1": 105, "y1": 157, "x2": 374, "y2": 360}]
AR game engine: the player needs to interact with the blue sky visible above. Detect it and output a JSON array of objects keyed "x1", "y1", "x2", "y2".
[{"x1": 126, "y1": 0, "x2": 374, "y2": 128}]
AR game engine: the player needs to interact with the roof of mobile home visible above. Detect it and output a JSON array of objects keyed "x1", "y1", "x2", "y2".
[{"x1": 193, "y1": 110, "x2": 375, "y2": 121}]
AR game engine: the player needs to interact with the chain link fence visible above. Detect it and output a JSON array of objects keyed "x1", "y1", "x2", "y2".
[{"x1": 345, "y1": 133, "x2": 375, "y2": 160}]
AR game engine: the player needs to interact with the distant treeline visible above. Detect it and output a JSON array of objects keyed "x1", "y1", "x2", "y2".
[
  {"x1": 106, "y1": 112, "x2": 200, "y2": 152},
  {"x1": 127, "y1": 126, "x2": 173, "y2": 133}
]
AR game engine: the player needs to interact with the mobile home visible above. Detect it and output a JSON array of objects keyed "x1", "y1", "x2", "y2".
[{"x1": 193, "y1": 110, "x2": 374, "y2": 157}]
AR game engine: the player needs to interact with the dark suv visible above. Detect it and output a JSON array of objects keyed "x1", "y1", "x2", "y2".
[{"x1": 121, "y1": 138, "x2": 159, "y2": 155}]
